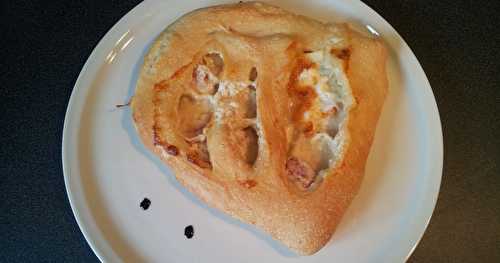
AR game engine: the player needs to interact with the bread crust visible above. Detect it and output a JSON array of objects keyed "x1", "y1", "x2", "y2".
[{"x1": 131, "y1": 2, "x2": 387, "y2": 255}]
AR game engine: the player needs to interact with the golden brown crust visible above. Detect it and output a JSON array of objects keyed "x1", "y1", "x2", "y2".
[{"x1": 131, "y1": 2, "x2": 387, "y2": 255}]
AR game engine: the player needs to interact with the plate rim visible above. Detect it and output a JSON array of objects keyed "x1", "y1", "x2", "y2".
[
  {"x1": 62, "y1": 1, "x2": 443, "y2": 262},
  {"x1": 62, "y1": 1, "x2": 152, "y2": 261}
]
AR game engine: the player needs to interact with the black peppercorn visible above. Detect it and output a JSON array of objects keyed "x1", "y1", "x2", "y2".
[
  {"x1": 184, "y1": 225, "x2": 194, "y2": 239},
  {"x1": 140, "y1": 198, "x2": 151, "y2": 210}
]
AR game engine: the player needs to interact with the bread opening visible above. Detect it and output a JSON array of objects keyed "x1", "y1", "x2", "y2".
[
  {"x1": 177, "y1": 94, "x2": 213, "y2": 139},
  {"x1": 186, "y1": 139, "x2": 211, "y2": 169},
  {"x1": 193, "y1": 53, "x2": 225, "y2": 95},
  {"x1": 203, "y1": 61, "x2": 261, "y2": 175},
  {"x1": 242, "y1": 127, "x2": 258, "y2": 165},
  {"x1": 286, "y1": 49, "x2": 353, "y2": 190},
  {"x1": 202, "y1": 53, "x2": 224, "y2": 77},
  {"x1": 249, "y1": 67, "x2": 258, "y2": 82}
]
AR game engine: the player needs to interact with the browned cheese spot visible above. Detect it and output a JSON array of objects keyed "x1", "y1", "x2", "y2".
[
  {"x1": 165, "y1": 145, "x2": 179, "y2": 156},
  {"x1": 187, "y1": 151, "x2": 212, "y2": 169},
  {"x1": 239, "y1": 179, "x2": 257, "y2": 189},
  {"x1": 330, "y1": 48, "x2": 351, "y2": 71}
]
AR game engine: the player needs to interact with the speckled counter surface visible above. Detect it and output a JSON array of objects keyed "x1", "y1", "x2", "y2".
[{"x1": 1, "y1": 1, "x2": 499, "y2": 262}]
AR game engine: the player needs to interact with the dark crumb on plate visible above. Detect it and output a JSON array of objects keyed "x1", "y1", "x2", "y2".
[
  {"x1": 115, "y1": 103, "x2": 129, "y2": 108},
  {"x1": 184, "y1": 225, "x2": 194, "y2": 239},
  {"x1": 116, "y1": 100, "x2": 132, "y2": 108},
  {"x1": 140, "y1": 198, "x2": 151, "y2": 210}
]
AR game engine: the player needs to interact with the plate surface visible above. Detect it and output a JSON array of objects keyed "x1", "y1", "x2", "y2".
[{"x1": 62, "y1": 0, "x2": 443, "y2": 262}]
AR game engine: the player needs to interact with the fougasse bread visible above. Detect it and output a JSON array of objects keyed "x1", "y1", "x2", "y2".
[{"x1": 131, "y1": 1, "x2": 388, "y2": 255}]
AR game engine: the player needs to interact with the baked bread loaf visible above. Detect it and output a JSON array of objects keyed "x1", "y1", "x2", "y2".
[{"x1": 131, "y1": 1, "x2": 388, "y2": 255}]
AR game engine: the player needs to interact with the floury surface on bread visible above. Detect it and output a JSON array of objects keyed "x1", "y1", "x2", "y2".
[{"x1": 131, "y1": 1, "x2": 388, "y2": 255}]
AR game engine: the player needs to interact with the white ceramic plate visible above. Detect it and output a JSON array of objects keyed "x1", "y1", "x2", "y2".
[{"x1": 62, "y1": 0, "x2": 443, "y2": 262}]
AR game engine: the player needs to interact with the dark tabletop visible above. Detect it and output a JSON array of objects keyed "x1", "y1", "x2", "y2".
[{"x1": 1, "y1": 0, "x2": 499, "y2": 262}]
